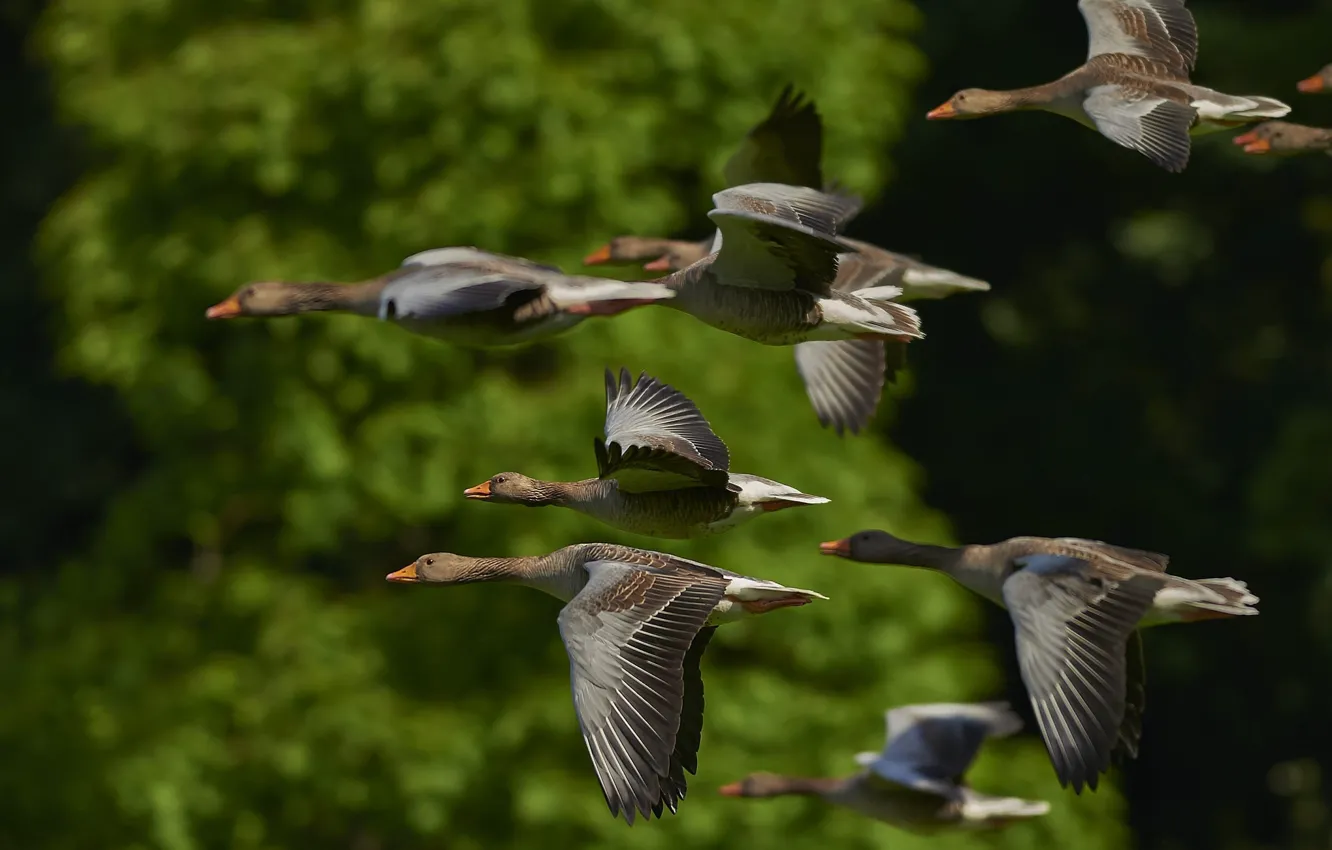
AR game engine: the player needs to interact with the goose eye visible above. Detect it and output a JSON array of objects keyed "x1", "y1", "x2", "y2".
[
  {"x1": 425, "y1": 557, "x2": 435, "y2": 566},
  {"x1": 494, "y1": 475, "x2": 506, "y2": 485}
]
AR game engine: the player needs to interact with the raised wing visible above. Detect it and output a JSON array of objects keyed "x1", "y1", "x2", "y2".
[
  {"x1": 1079, "y1": 0, "x2": 1197, "y2": 72},
  {"x1": 706, "y1": 183, "x2": 861, "y2": 294},
  {"x1": 1003, "y1": 555, "x2": 1164, "y2": 792},
  {"x1": 1083, "y1": 85, "x2": 1195, "y2": 172},
  {"x1": 557, "y1": 560, "x2": 728, "y2": 824},
  {"x1": 595, "y1": 368, "x2": 730, "y2": 492},
  {"x1": 722, "y1": 85, "x2": 824, "y2": 189},
  {"x1": 401, "y1": 246, "x2": 562, "y2": 274}
]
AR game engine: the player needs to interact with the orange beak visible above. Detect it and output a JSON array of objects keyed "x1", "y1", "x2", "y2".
[
  {"x1": 1232, "y1": 131, "x2": 1271, "y2": 154},
  {"x1": 583, "y1": 244, "x2": 613, "y2": 266},
  {"x1": 926, "y1": 101, "x2": 957, "y2": 120},
  {"x1": 717, "y1": 782, "x2": 744, "y2": 797},
  {"x1": 205, "y1": 296, "x2": 242, "y2": 319},
  {"x1": 1297, "y1": 75, "x2": 1326, "y2": 94},
  {"x1": 386, "y1": 563, "x2": 419, "y2": 582},
  {"x1": 818, "y1": 538, "x2": 850, "y2": 557},
  {"x1": 642, "y1": 256, "x2": 674, "y2": 272},
  {"x1": 463, "y1": 481, "x2": 493, "y2": 499}
]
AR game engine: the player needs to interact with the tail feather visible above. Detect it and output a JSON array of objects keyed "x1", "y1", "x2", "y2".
[
  {"x1": 959, "y1": 789, "x2": 1051, "y2": 825},
  {"x1": 1236, "y1": 96, "x2": 1292, "y2": 119},
  {"x1": 1186, "y1": 577, "x2": 1260, "y2": 617},
  {"x1": 851, "y1": 292, "x2": 924, "y2": 339}
]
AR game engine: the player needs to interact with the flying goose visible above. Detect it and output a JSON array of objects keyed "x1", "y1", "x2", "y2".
[
  {"x1": 926, "y1": 0, "x2": 1290, "y2": 172},
  {"x1": 387, "y1": 543, "x2": 826, "y2": 823},
  {"x1": 719, "y1": 702, "x2": 1050, "y2": 831},
  {"x1": 465, "y1": 368, "x2": 828, "y2": 538},
  {"x1": 205, "y1": 247, "x2": 673, "y2": 346},
  {"x1": 625, "y1": 182, "x2": 924, "y2": 434},
  {"x1": 819, "y1": 530, "x2": 1258, "y2": 792},
  {"x1": 585, "y1": 87, "x2": 986, "y2": 433},
  {"x1": 1233, "y1": 121, "x2": 1332, "y2": 156}
]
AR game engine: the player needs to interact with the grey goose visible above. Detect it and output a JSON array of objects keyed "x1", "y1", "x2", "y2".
[
  {"x1": 205, "y1": 247, "x2": 673, "y2": 346},
  {"x1": 719, "y1": 701, "x2": 1050, "y2": 831},
  {"x1": 387, "y1": 543, "x2": 825, "y2": 823},
  {"x1": 465, "y1": 368, "x2": 828, "y2": 538},
  {"x1": 926, "y1": 0, "x2": 1290, "y2": 171},
  {"x1": 819, "y1": 530, "x2": 1258, "y2": 792}
]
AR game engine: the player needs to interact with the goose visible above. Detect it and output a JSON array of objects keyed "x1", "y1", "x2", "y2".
[
  {"x1": 630, "y1": 182, "x2": 924, "y2": 434},
  {"x1": 1298, "y1": 64, "x2": 1332, "y2": 94},
  {"x1": 1233, "y1": 121, "x2": 1332, "y2": 156},
  {"x1": 205, "y1": 247, "x2": 674, "y2": 347},
  {"x1": 586, "y1": 86, "x2": 988, "y2": 301},
  {"x1": 584, "y1": 87, "x2": 985, "y2": 434},
  {"x1": 386, "y1": 543, "x2": 826, "y2": 823},
  {"x1": 465, "y1": 368, "x2": 828, "y2": 538},
  {"x1": 926, "y1": 0, "x2": 1290, "y2": 172},
  {"x1": 718, "y1": 702, "x2": 1051, "y2": 831},
  {"x1": 819, "y1": 530, "x2": 1259, "y2": 792}
]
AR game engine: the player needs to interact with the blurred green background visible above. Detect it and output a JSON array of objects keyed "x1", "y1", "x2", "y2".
[{"x1": 3, "y1": 0, "x2": 1330, "y2": 847}]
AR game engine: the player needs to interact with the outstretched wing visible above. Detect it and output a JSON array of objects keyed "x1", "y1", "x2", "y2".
[
  {"x1": 1003, "y1": 555, "x2": 1163, "y2": 792},
  {"x1": 722, "y1": 85, "x2": 824, "y2": 189},
  {"x1": 557, "y1": 560, "x2": 728, "y2": 824},
  {"x1": 1079, "y1": 0, "x2": 1197, "y2": 73},
  {"x1": 595, "y1": 368, "x2": 730, "y2": 492}
]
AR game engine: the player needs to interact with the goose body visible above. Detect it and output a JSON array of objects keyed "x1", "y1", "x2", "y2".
[
  {"x1": 205, "y1": 247, "x2": 673, "y2": 346},
  {"x1": 387, "y1": 543, "x2": 825, "y2": 823},
  {"x1": 926, "y1": 0, "x2": 1290, "y2": 171},
  {"x1": 465, "y1": 368, "x2": 828, "y2": 538},
  {"x1": 719, "y1": 702, "x2": 1050, "y2": 831},
  {"x1": 821, "y1": 530, "x2": 1258, "y2": 792}
]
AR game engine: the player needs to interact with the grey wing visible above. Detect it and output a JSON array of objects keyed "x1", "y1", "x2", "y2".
[
  {"x1": 595, "y1": 368, "x2": 730, "y2": 492},
  {"x1": 792, "y1": 340, "x2": 887, "y2": 435},
  {"x1": 378, "y1": 268, "x2": 540, "y2": 321},
  {"x1": 1083, "y1": 86, "x2": 1195, "y2": 172},
  {"x1": 1117, "y1": 630, "x2": 1147, "y2": 761},
  {"x1": 706, "y1": 183, "x2": 862, "y2": 294},
  {"x1": 1079, "y1": 0, "x2": 1197, "y2": 72},
  {"x1": 1048, "y1": 537, "x2": 1171, "y2": 573},
  {"x1": 557, "y1": 561, "x2": 728, "y2": 824},
  {"x1": 721, "y1": 85, "x2": 824, "y2": 189},
  {"x1": 829, "y1": 248, "x2": 908, "y2": 295},
  {"x1": 1002, "y1": 555, "x2": 1164, "y2": 792},
  {"x1": 865, "y1": 702, "x2": 1021, "y2": 795},
  {"x1": 659, "y1": 626, "x2": 717, "y2": 812}
]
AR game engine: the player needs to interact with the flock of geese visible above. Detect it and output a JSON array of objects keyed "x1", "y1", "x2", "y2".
[{"x1": 205, "y1": 0, "x2": 1278, "y2": 833}]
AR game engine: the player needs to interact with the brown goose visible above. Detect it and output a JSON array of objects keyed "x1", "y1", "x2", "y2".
[
  {"x1": 719, "y1": 702, "x2": 1050, "y2": 831},
  {"x1": 584, "y1": 87, "x2": 986, "y2": 434},
  {"x1": 819, "y1": 530, "x2": 1258, "y2": 792},
  {"x1": 1298, "y1": 64, "x2": 1332, "y2": 94},
  {"x1": 205, "y1": 247, "x2": 673, "y2": 347},
  {"x1": 465, "y1": 368, "x2": 827, "y2": 538},
  {"x1": 387, "y1": 543, "x2": 826, "y2": 823},
  {"x1": 1233, "y1": 121, "x2": 1332, "y2": 156},
  {"x1": 926, "y1": 0, "x2": 1290, "y2": 172},
  {"x1": 638, "y1": 183, "x2": 924, "y2": 434}
]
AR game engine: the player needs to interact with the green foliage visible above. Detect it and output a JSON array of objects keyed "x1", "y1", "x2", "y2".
[{"x1": 0, "y1": 0, "x2": 1141, "y2": 847}]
